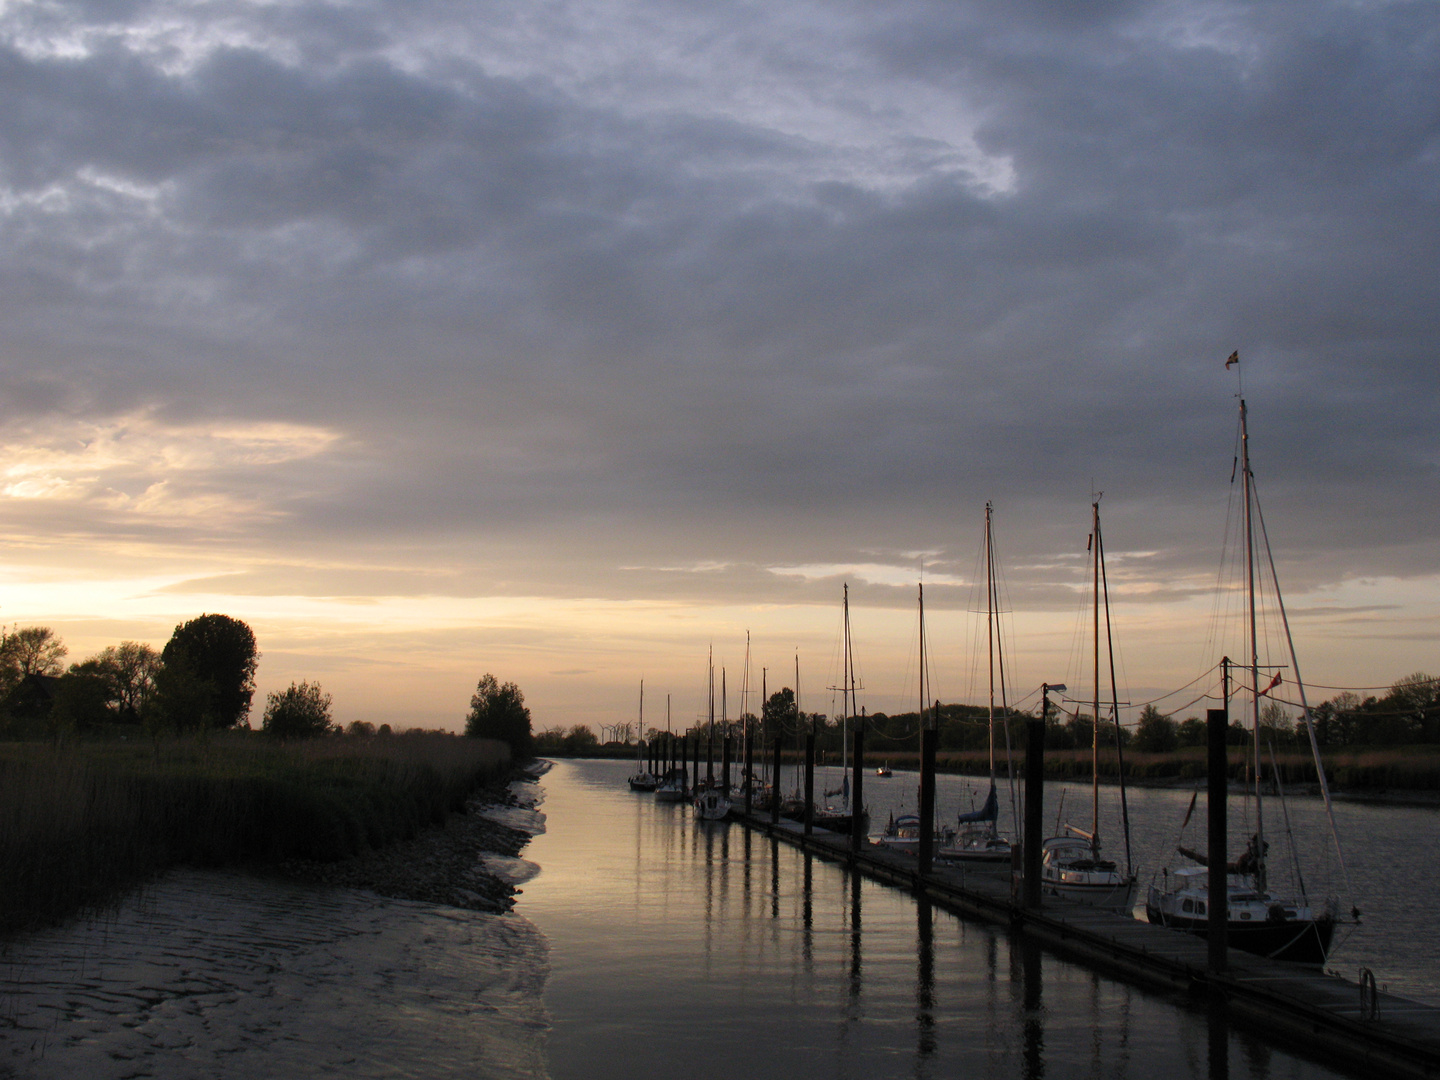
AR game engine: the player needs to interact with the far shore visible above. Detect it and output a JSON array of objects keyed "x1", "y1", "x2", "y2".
[{"x1": 550, "y1": 743, "x2": 1440, "y2": 807}]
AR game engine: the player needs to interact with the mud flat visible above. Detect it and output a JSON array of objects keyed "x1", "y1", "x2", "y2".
[{"x1": 0, "y1": 773, "x2": 549, "y2": 1080}]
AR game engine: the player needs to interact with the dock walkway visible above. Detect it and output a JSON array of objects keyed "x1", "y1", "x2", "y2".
[{"x1": 732, "y1": 811, "x2": 1440, "y2": 1079}]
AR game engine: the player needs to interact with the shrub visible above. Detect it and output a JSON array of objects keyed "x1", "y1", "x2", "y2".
[
  {"x1": 263, "y1": 681, "x2": 335, "y2": 739},
  {"x1": 465, "y1": 674, "x2": 532, "y2": 753}
]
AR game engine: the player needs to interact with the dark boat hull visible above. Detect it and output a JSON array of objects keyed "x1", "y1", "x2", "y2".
[{"x1": 1144, "y1": 905, "x2": 1334, "y2": 964}]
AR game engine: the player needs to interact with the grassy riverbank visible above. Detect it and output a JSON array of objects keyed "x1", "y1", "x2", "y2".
[{"x1": 0, "y1": 733, "x2": 510, "y2": 936}]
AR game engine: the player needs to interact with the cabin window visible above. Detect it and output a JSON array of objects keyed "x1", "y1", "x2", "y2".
[
  {"x1": 1182, "y1": 900, "x2": 1194, "y2": 913},
  {"x1": 1239, "y1": 912, "x2": 1251, "y2": 921},
  {"x1": 1198, "y1": 902, "x2": 1206, "y2": 915}
]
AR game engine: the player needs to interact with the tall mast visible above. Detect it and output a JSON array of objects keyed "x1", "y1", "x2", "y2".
[
  {"x1": 1097, "y1": 504, "x2": 1134, "y2": 877},
  {"x1": 986, "y1": 503, "x2": 997, "y2": 786},
  {"x1": 708, "y1": 646, "x2": 715, "y2": 787},
  {"x1": 843, "y1": 584, "x2": 852, "y2": 781},
  {"x1": 794, "y1": 652, "x2": 802, "y2": 795},
  {"x1": 919, "y1": 583, "x2": 929, "y2": 731},
  {"x1": 741, "y1": 631, "x2": 751, "y2": 753},
  {"x1": 988, "y1": 502, "x2": 1019, "y2": 837},
  {"x1": 1092, "y1": 498, "x2": 1101, "y2": 849},
  {"x1": 1241, "y1": 399, "x2": 1267, "y2": 890}
]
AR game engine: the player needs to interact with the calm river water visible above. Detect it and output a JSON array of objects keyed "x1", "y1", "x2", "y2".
[
  {"x1": 530, "y1": 758, "x2": 1425, "y2": 1080},
  {"x1": 2, "y1": 757, "x2": 1432, "y2": 1079}
]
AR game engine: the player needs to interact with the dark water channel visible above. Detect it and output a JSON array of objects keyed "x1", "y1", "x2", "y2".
[{"x1": 529, "y1": 759, "x2": 1400, "y2": 1080}]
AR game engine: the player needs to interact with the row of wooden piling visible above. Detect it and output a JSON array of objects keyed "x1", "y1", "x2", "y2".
[
  {"x1": 643, "y1": 688, "x2": 1246, "y2": 970},
  {"x1": 638, "y1": 701, "x2": 1440, "y2": 1078}
]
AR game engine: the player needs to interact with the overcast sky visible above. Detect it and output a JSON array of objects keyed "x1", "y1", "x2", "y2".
[{"x1": 1, "y1": 0, "x2": 1436, "y2": 732}]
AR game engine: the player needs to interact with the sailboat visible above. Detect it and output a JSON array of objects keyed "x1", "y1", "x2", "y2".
[
  {"x1": 940, "y1": 503, "x2": 1018, "y2": 867},
  {"x1": 812, "y1": 584, "x2": 869, "y2": 835},
  {"x1": 693, "y1": 653, "x2": 731, "y2": 821},
  {"x1": 875, "y1": 583, "x2": 954, "y2": 854},
  {"x1": 655, "y1": 694, "x2": 688, "y2": 802},
  {"x1": 1146, "y1": 390, "x2": 1349, "y2": 963},
  {"x1": 1038, "y1": 497, "x2": 1137, "y2": 910},
  {"x1": 627, "y1": 680, "x2": 657, "y2": 791},
  {"x1": 778, "y1": 653, "x2": 808, "y2": 820}
]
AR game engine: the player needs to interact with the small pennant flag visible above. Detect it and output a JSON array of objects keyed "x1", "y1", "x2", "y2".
[
  {"x1": 1258, "y1": 672, "x2": 1283, "y2": 698},
  {"x1": 1225, "y1": 350, "x2": 1239, "y2": 369}
]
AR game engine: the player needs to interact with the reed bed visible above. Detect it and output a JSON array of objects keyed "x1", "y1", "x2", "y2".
[{"x1": 0, "y1": 733, "x2": 510, "y2": 936}]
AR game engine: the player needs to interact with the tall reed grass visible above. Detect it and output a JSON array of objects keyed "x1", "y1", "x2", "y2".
[{"x1": 0, "y1": 733, "x2": 509, "y2": 936}]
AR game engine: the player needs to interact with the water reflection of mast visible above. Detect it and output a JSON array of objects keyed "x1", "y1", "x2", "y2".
[
  {"x1": 742, "y1": 827, "x2": 752, "y2": 920},
  {"x1": 770, "y1": 837, "x2": 781, "y2": 923},
  {"x1": 802, "y1": 852, "x2": 814, "y2": 973},
  {"x1": 703, "y1": 821, "x2": 715, "y2": 973},
  {"x1": 1009, "y1": 938, "x2": 1045, "y2": 1080},
  {"x1": 719, "y1": 823, "x2": 730, "y2": 910},
  {"x1": 1207, "y1": 994, "x2": 1230, "y2": 1080},
  {"x1": 849, "y1": 871, "x2": 862, "y2": 1004},
  {"x1": 916, "y1": 896, "x2": 936, "y2": 1059}
]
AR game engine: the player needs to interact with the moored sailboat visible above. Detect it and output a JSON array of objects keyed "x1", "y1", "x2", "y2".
[
  {"x1": 1146, "y1": 388, "x2": 1352, "y2": 962},
  {"x1": 627, "y1": 680, "x2": 657, "y2": 791},
  {"x1": 693, "y1": 653, "x2": 731, "y2": 821},
  {"x1": 811, "y1": 584, "x2": 869, "y2": 836},
  {"x1": 1038, "y1": 498, "x2": 1137, "y2": 910},
  {"x1": 654, "y1": 694, "x2": 689, "y2": 801},
  {"x1": 940, "y1": 503, "x2": 1019, "y2": 868}
]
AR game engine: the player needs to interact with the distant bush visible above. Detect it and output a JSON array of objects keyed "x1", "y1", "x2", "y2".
[{"x1": 262, "y1": 681, "x2": 335, "y2": 739}]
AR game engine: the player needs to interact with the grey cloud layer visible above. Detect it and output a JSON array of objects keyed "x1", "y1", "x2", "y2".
[{"x1": 0, "y1": 0, "x2": 1436, "y2": 607}]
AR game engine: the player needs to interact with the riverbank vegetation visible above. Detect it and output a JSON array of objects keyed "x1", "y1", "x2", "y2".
[
  {"x1": 541, "y1": 672, "x2": 1440, "y2": 791},
  {"x1": 0, "y1": 731, "x2": 511, "y2": 936}
]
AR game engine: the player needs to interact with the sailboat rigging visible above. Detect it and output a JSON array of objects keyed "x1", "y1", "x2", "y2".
[
  {"x1": 655, "y1": 692, "x2": 687, "y2": 802},
  {"x1": 813, "y1": 585, "x2": 869, "y2": 835},
  {"x1": 1145, "y1": 391, "x2": 1350, "y2": 963},
  {"x1": 876, "y1": 582, "x2": 953, "y2": 854},
  {"x1": 1037, "y1": 497, "x2": 1137, "y2": 909},
  {"x1": 941, "y1": 502, "x2": 1017, "y2": 866},
  {"x1": 693, "y1": 651, "x2": 732, "y2": 821},
  {"x1": 627, "y1": 680, "x2": 657, "y2": 791}
]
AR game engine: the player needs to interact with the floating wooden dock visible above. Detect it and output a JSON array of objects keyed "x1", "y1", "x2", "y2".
[{"x1": 729, "y1": 810, "x2": 1440, "y2": 1080}]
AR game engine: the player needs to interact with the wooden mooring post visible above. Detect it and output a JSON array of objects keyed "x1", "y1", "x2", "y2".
[
  {"x1": 803, "y1": 725, "x2": 816, "y2": 836},
  {"x1": 1208, "y1": 701, "x2": 1229, "y2": 973},
  {"x1": 850, "y1": 709, "x2": 865, "y2": 854},
  {"x1": 1023, "y1": 686, "x2": 1056, "y2": 910},
  {"x1": 743, "y1": 724, "x2": 753, "y2": 815},
  {"x1": 918, "y1": 701, "x2": 938, "y2": 875}
]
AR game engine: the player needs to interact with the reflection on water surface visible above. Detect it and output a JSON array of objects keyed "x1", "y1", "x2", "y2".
[{"x1": 528, "y1": 758, "x2": 1363, "y2": 1080}]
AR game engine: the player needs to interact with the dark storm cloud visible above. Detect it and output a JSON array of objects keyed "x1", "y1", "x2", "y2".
[{"x1": 0, "y1": 0, "x2": 1436, "y2": 612}]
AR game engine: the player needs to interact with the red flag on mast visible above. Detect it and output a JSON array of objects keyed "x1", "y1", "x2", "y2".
[{"x1": 1225, "y1": 351, "x2": 1239, "y2": 368}]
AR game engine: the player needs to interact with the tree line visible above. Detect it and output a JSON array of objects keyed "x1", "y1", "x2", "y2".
[
  {"x1": 544, "y1": 669, "x2": 1440, "y2": 757},
  {"x1": 0, "y1": 615, "x2": 341, "y2": 740}
]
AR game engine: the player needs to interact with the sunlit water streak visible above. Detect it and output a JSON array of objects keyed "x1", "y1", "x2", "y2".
[{"x1": 527, "y1": 759, "x2": 1381, "y2": 1080}]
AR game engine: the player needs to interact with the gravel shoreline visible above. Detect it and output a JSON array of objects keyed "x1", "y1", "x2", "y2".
[{"x1": 268, "y1": 771, "x2": 541, "y2": 913}]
